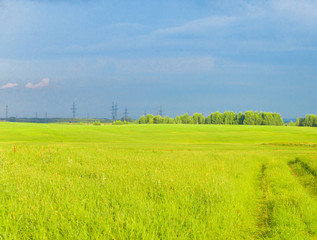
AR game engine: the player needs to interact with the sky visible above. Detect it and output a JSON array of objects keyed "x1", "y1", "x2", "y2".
[{"x1": 0, "y1": 0, "x2": 316, "y2": 119}]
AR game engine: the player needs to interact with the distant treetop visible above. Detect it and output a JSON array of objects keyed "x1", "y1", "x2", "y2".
[{"x1": 138, "y1": 111, "x2": 284, "y2": 126}]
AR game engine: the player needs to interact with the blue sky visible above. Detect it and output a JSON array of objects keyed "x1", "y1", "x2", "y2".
[{"x1": 0, "y1": 0, "x2": 316, "y2": 118}]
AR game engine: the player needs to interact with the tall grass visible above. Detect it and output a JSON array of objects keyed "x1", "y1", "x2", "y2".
[{"x1": 0, "y1": 123, "x2": 316, "y2": 239}]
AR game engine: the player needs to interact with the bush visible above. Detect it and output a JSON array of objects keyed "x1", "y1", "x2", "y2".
[
  {"x1": 112, "y1": 120, "x2": 128, "y2": 125},
  {"x1": 93, "y1": 121, "x2": 101, "y2": 126}
]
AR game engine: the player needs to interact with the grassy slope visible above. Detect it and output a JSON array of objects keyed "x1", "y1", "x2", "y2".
[{"x1": 0, "y1": 123, "x2": 316, "y2": 239}]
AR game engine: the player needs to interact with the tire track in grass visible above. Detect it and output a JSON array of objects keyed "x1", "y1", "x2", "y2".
[
  {"x1": 288, "y1": 158, "x2": 317, "y2": 239},
  {"x1": 256, "y1": 163, "x2": 272, "y2": 239},
  {"x1": 288, "y1": 158, "x2": 317, "y2": 200}
]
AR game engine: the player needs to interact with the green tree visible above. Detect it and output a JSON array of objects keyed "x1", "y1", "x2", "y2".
[
  {"x1": 233, "y1": 113, "x2": 239, "y2": 125},
  {"x1": 313, "y1": 116, "x2": 317, "y2": 127},
  {"x1": 154, "y1": 115, "x2": 163, "y2": 124},
  {"x1": 138, "y1": 115, "x2": 146, "y2": 124},
  {"x1": 244, "y1": 111, "x2": 255, "y2": 125},
  {"x1": 296, "y1": 117, "x2": 304, "y2": 126},
  {"x1": 198, "y1": 113, "x2": 205, "y2": 124},
  {"x1": 180, "y1": 113, "x2": 191, "y2": 124},
  {"x1": 273, "y1": 113, "x2": 284, "y2": 126},
  {"x1": 254, "y1": 111, "x2": 263, "y2": 125},
  {"x1": 168, "y1": 118, "x2": 175, "y2": 124},
  {"x1": 174, "y1": 116, "x2": 181, "y2": 124},
  {"x1": 206, "y1": 114, "x2": 212, "y2": 124},
  {"x1": 211, "y1": 111, "x2": 223, "y2": 124},
  {"x1": 193, "y1": 113, "x2": 200, "y2": 124},
  {"x1": 163, "y1": 116, "x2": 170, "y2": 124},
  {"x1": 304, "y1": 114, "x2": 316, "y2": 127},
  {"x1": 223, "y1": 111, "x2": 234, "y2": 125},
  {"x1": 236, "y1": 112, "x2": 244, "y2": 125},
  {"x1": 193, "y1": 113, "x2": 205, "y2": 124},
  {"x1": 146, "y1": 114, "x2": 154, "y2": 124}
]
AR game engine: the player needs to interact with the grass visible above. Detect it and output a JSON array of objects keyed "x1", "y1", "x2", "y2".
[{"x1": 0, "y1": 123, "x2": 316, "y2": 239}]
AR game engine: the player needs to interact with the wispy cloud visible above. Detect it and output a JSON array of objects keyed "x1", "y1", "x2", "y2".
[
  {"x1": 25, "y1": 78, "x2": 50, "y2": 89},
  {"x1": 271, "y1": 0, "x2": 317, "y2": 25},
  {"x1": 110, "y1": 22, "x2": 145, "y2": 30},
  {"x1": 114, "y1": 56, "x2": 215, "y2": 75},
  {"x1": 154, "y1": 16, "x2": 236, "y2": 36},
  {"x1": 0, "y1": 82, "x2": 18, "y2": 89}
]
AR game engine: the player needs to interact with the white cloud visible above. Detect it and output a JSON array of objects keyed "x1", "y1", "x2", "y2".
[
  {"x1": 25, "y1": 78, "x2": 50, "y2": 89},
  {"x1": 154, "y1": 16, "x2": 236, "y2": 36},
  {"x1": 271, "y1": 0, "x2": 317, "y2": 24},
  {"x1": 0, "y1": 82, "x2": 18, "y2": 89}
]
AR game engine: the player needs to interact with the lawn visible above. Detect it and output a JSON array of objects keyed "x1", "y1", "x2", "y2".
[{"x1": 0, "y1": 123, "x2": 316, "y2": 239}]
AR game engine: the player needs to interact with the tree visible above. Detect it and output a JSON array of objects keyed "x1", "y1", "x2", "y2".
[
  {"x1": 138, "y1": 115, "x2": 146, "y2": 124},
  {"x1": 244, "y1": 111, "x2": 255, "y2": 125},
  {"x1": 174, "y1": 116, "x2": 181, "y2": 124},
  {"x1": 237, "y1": 112, "x2": 244, "y2": 125},
  {"x1": 137, "y1": 111, "x2": 286, "y2": 126},
  {"x1": 233, "y1": 113, "x2": 239, "y2": 125},
  {"x1": 296, "y1": 117, "x2": 304, "y2": 126},
  {"x1": 265, "y1": 113, "x2": 274, "y2": 125},
  {"x1": 273, "y1": 113, "x2": 284, "y2": 126},
  {"x1": 198, "y1": 113, "x2": 205, "y2": 124},
  {"x1": 223, "y1": 111, "x2": 234, "y2": 125},
  {"x1": 206, "y1": 114, "x2": 212, "y2": 124},
  {"x1": 304, "y1": 114, "x2": 315, "y2": 127},
  {"x1": 193, "y1": 113, "x2": 205, "y2": 124},
  {"x1": 168, "y1": 118, "x2": 175, "y2": 124},
  {"x1": 154, "y1": 115, "x2": 163, "y2": 124},
  {"x1": 193, "y1": 113, "x2": 200, "y2": 124},
  {"x1": 146, "y1": 114, "x2": 154, "y2": 124},
  {"x1": 163, "y1": 116, "x2": 170, "y2": 124},
  {"x1": 254, "y1": 111, "x2": 263, "y2": 125},
  {"x1": 211, "y1": 111, "x2": 223, "y2": 124},
  {"x1": 313, "y1": 115, "x2": 317, "y2": 127},
  {"x1": 180, "y1": 113, "x2": 191, "y2": 124}
]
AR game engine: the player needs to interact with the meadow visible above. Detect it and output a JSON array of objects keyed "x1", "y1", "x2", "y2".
[{"x1": 0, "y1": 123, "x2": 316, "y2": 239}]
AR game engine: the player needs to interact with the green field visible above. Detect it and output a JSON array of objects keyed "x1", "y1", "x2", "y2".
[{"x1": 0, "y1": 123, "x2": 316, "y2": 239}]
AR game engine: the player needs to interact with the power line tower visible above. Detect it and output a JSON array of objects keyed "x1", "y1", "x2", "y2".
[
  {"x1": 159, "y1": 106, "x2": 163, "y2": 116},
  {"x1": 123, "y1": 107, "x2": 128, "y2": 121},
  {"x1": 5, "y1": 104, "x2": 8, "y2": 120},
  {"x1": 111, "y1": 102, "x2": 118, "y2": 121},
  {"x1": 115, "y1": 102, "x2": 118, "y2": 120},
  {"x1": 111, "y1": 102, "x2": 115, "y2": 121},
  {"x1": 72, "y1": 102, "x2": 76, "y2": 119}
]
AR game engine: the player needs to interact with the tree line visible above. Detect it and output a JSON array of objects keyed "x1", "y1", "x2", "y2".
[
  {"x1": 138, "y1": 111, "x2": 284, "y2": 126},
  {"x1": 296, "y1": 114, "x2": 317, "y2": 127}
]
